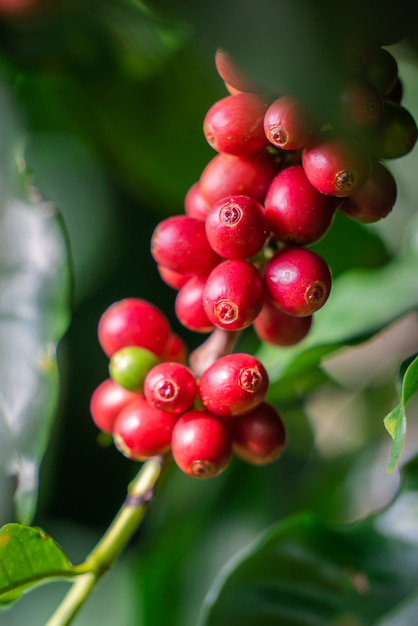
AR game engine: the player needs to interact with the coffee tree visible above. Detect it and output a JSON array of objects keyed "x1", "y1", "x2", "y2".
[{"x1": 1, "y1": 1, "x2": 418, "y2": 625}]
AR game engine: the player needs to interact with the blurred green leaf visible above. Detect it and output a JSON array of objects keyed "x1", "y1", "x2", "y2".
[
  {"x1": 384, "y1": 354, "x2": 418, "y2": 472},
  {"x1": 199, "y1": 454, "x2": 418, "y2": 626},
  {"x1": 0, "y1": 185, "x2": 71, "y2": 523},
  {"x1": 0, "y1": 523, "x2": 78, "y2": 607}
]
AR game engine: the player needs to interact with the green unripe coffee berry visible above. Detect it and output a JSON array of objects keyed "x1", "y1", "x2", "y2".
[{"x1": 109, "y1": 346, "x2": 160, "y2": 391}]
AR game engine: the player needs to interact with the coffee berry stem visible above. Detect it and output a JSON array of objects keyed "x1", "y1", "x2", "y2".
[
  {"x1": 46, "y1": 456, "x2": 166, "y2": 626},
  {"x1": 189, "y1": 327, "x2": 241, "y2": 377}
]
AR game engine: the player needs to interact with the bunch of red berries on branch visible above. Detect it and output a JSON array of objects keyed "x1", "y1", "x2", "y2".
[
  {"x1": 90, "y1": 297, "x2": 286, "y2": 479},
  {"x1": 89, "y1": 38, "x2": 417, "y2": 482}
]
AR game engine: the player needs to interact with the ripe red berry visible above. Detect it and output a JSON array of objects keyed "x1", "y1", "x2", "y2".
[
  {"x1": 230, "y1": 401, "x2": 286, "y2": 465},
  {"x1": 157, "y1": 265, "x2": 191, "y2": 290},
  {"x1": 109, "y1": 346, "x2": 160, "y2": 392},
  {"x1": 339, "y1": 160, "x2": 397, "y2": 223},
  {"x1": 171, "y1": 409, "x2": 233, "y2": 479},
  {"x1": 113, "y1": 396, "x2": 178, "y2": 460},
  {"x1": 151, "y1": 215, "x2": 220, "y2": 276},
  {"x1": 199, "y1": 152, "x2": 277, "y2": 206},
  {"x1": 254, "y1": 297, "x2": 313, "y2": 346},
  {"x1": 175, "y1": 275, "x2": 214, "y2": 333},
  {"x1": 264, "y1": 96, "x2": 314, "y2": 150},
  {"x1": 264, "y1": 247, "x2": 332, "y2": 317},
  {"x1": 89, "y1": 378, "x2": 140, "y2": 434},
  {"x1": 264, "y1": 165, "x2": 338, "y2": 245},
  {"x1": 98, "y1": 298, "x2": 171, "y2": 358},
  {"x1": 163, "y1": 333, "x2": 188, "y2": 364},
  {"x1": 205, "y1": 195, "x2": 269, "y2": 259},
  {"x1": 184, "y1": 182, "x2": 210, "y2": 221},
  {"x1": 203, "y1": 93, "x2": 270, "y2": 156},
  {"x1": 144, "y1": 362, "x2": 197, "y2": 414},
  {"x1": 203, "y1": 260, "x2": 264, "y2": 331},
  {"x1": 214, "y1": 47, "x2": 259, "y2": 94},
  {"x1": 302, "y1": 134, "x2": 371, "y2": 197},
  {"x1": 199, "y1": 353, "x2": 269, "y2": 418}
]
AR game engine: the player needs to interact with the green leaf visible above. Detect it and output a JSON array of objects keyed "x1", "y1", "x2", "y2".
[
  {"x1": 384, "y1": 354, "x2": 418, "y2": 472},
  {"x1": 0, "y1": 523, "x2": 79, "y2": 606},
  {"x1": 199, "y1": 455, "x2": 418, "y2": 626},
  {"x1": 0, "y1": 186, "x2": 71, "y2": 523}
]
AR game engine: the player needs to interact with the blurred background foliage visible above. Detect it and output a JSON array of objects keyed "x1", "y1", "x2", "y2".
[{"x1": 1, "y1": 0, "x2": 418, "y2": 624}]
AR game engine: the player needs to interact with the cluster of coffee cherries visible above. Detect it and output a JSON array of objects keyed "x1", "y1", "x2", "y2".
[
  {"x1": 151, "y1": 43, "x2": 417, "y2": 348},
  {"x1": 90, "y1": 298, "x2": 286, "y2": 478}
]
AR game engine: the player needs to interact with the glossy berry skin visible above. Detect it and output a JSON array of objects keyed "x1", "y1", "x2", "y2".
[
  {"x1": 264, "y1": 165, "x2": 338, "y2": 245},
  {"x1": 203, "y1": 260, "x2": 264, "y2": 330},
  {"x1": 171, "y1": 409, "x2": 233, "y2": 479},
  {"x1": 184, "y1": 182, "x2": 210, "y2": 221},
  {"x1": 98, "y1": 298, "x2": 171, "y2": 358},
  {"x1": 339, "y1": 160, "x2": 397, "y2": 223},
  {"x1": 175, "y1": 276, "x2": 214, "y2": 333},
  {"x1": 230, "y1": 401, "x2": 286, "y2": 465},
  {"x1": 205, "y1": 195, "x2": 269, "y2": 259},
  {"x1": 264, "y1": 96, "x2": 314, "y2": 150},
  {"x1": 204, "y1": 93, "x2": 269, "y2": 156},
  {"x1": 265, "y1": 247, "x2": 332, "y2": 317},
  {"x1": 113, "y1": 396, "x2": 178, "y2": 461},
  {"x1": 302, "y1": 134, "x2": 371, "y2": 197},
  {"x1": 151, "y1": 215, "x2": 220, "y2": 276},
  {"x1": 109, "y1": 346, "x2": 160, "y2": 392},
  {"x1": 89, "y1": 378, "x2": 140, "y2": 434},
  {"x1": 199, "y1": 353, "x2": 269, "y2": 418},
  {"x1": 199, "y1": 152, "x2": 277, "y2": 206},
  {"x1": 144, "y1": 362, "x2": 197, "y2": 414},
  {"x1": 254, "y1": 297, "x2": 313, "y2": 346}
]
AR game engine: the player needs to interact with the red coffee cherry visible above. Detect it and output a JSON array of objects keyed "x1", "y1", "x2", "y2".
[
  {"x1": 214, "y1": 47, "x2": 259, "y2": 94},
  {"x1": 184, "y1": 182, "x2": 210, "y2": 221},
  {"x1": 89, "y1": 378, "x2": 140, "y2": 434},
  {"x1": 203, "y1": 260, "x2": 264, "y2": 330},
  {"x1": 98, "y1": 298, "x2": 171, "y2": 358},
  {"x1": 113, "y1": 396, "x2": 178, "y2": 461},
  {"x1": 339, "y1": 160, "x2": 397, "y2": 223},
  {"x1": 203, "y1": 93, "x2": 270, "y2": 156},
  {"x1": 302, "y1": 134, "x2": 371, "y2": 197},
  {"x1": 254, "y1": 297, "x2": 313, "y2": 346},
  {"x1": 199, "y1": 353, "x2": 269, "y2": 417},
  {"x1": 199, "y1": 152, "x2": 277, "y2": 206},
  {"x1": 230, "y1": 401, "x2": 286, "y2": 465},
  {"x1": 163, "y1": 333, "x2": 188, "y2": 364},
  {"x1": 264, "y1": 165, "x2": 338, "y2": 245},
  {"x1": 339, "y1": 79, "x2": 383, "y2": 128},
  {"x1": 175, "y1": 275, "x2": 214, "y2": 333},
  {"x1": 171, "y1": 409, "x2": 233, "y2": 479},
  {"x1": 157, "y1": 265, "x2": 191, "y2": 290},
  {"x1": 264, "y1": 247, "x2": 332, "y2": 317},
  {"x1": 264, "y1": 96, "x2": 314, "y2": 150},
  {"x1": 205, "y1": 195, "x2": 269, "y2": 259},
  {"x1": 151, "y1": 215, "x2": 220, "y2": 276},
  {"x1": 370, "y1": 101, "x2": 418, "y2": 159},
  {"x1": 144, "y1": 362, "x2": 197, "y2": 414}
]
